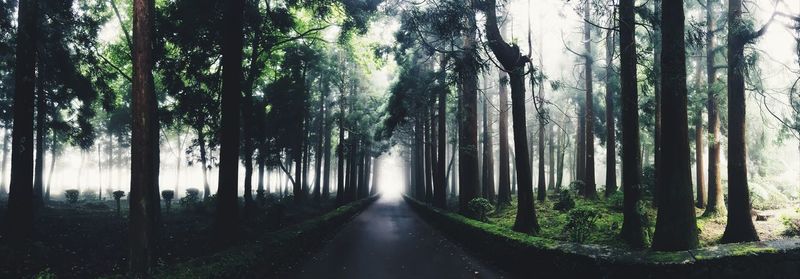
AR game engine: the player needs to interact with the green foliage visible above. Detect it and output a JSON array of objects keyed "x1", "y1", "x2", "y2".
[
  {"x1": 563, "y1": 206, "x2": 602, "y2": 243},
  {"x1": 607, "y1": 191, "x2": 624, "y2": 211},
  {"x1": 780, "y1": 214, "x2": 800, "y2": 237},
  {"x1": 468, "y1": 198, "x2": 494, "y2": 221},
  {"x1": 642, "y1": 165, "x2": 656, "y2": 198},
  {"x1": 34, "y1": 268, "x2": 57, "y2": 279},
  {"x1": 568, "y1": 181, "x2": 585, "y2": 193},
  {"x1": 64, "y1": 189, "x2": 80, "y2": 204},
  {"x1": 553, "y1": 190, "x2": 576, "y2": 212},
  {"x1": 750, "y1": 181, "x2": 790, "y2": 210}
]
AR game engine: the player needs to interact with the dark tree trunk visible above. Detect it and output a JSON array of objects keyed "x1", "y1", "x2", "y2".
[
  {"x1": 424, "y1": 110, "x2": 433, "y2": 202},
  {"x1": 583, "y1": 0, "x2": 597, "y2": 199},
  {"x1": 294, "y1": 146, "x2": 304, "y2": 201},
  {"x1": 0, "y1": 130, "x2": 9, "y2": 199},
  {"x1": 415, "y1": 117, "x2": 425, "y2": 200},
  {"x1": 653, "y1": 0, "x2": 663, "y2": 207},
  {"x1": 556, "y1": 124, "x2": 566, "y2": 190},
  {"x1": 314, "y1": 94, "x2": 325, "y2": 202},
  {"x1": 7, "y1": 0, "x2": 37, "y2": 241},
  {"x1": 480, "y1": 0, "x2": 539, "y2": 234},
  {"x1": 604, "y1": 18, "x2": 618, "y2": 197},
  {"x1": 651, "y1": 0, "x2": 699, "y2": 251},
  {"x1": 33, "y1": 64, "x2": 45, "y2": 208},
  {"x1": 336, "y1": 106, "x2": 345, "y2": 204},
  {"x1": 215, "y1": 0, "x2": 244, "y2": 239},
  {"x1": 619, "y1": 0, "x2": 647, "y2": 249},
  {"x1": 129, "y1": 0, "x2": 161, "y2": 274},
  {"x1": 536, "y1": 73, "x2": 546, "y2": 202},
  {"x1": 497, "y1": 68, "x2": 511, "y2": 206},
  {"x1": 323, "y1": 94, "x2": 332, "y2": 200},
  {"x1": 434, "y1": 55, "x2": 448, "y2": 208},
  {"x1": 694, "y1": 55, "x2": 706, "y2": 209},
  {"x1": 457, "y1": 18, "x2": 481, "y2": 216},
  {"x1": 721, "y1": 0, "x2": 759, "y2": 243},
  {"x1": 703, "y1": 0, "x2": 725, "y2": 217},
  {"x1": 257, "y1": 158, "x2": 265, "y2": 198},
  {"x1": 548, "y1": 126, "x2": 555, "y2": 191},
  {"x1": 302, "y1": 124, "x2": 311, "y2": 197},
  {"x1": 198, "y1": 127, "x2": 210, "y2": 199},
  {"x1": 45, "y1": 144, "x2": 56, "y2": 201},
  {"x1": 576, "y1": 104, "x2": 585, "y2": 187},
  {"x1": 482, "y1": 91, "x2": 496, "y2": 203},
  {"x1": 370, "y1": 156, "x2": 379, "y2": 195}
]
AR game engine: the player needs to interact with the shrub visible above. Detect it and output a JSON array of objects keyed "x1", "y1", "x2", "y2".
[
  {"x1": 113, "y1": 190, "x2": 125, "y2": 214},
  {"x1": 180, "y1": 188, "x2": 201, "y2": 209},
  {"x1": 162, "y1": 190, "x2": 175, "y2": 213},
  {"x1": 64, "y1": 189, "x2": 80, "y2": 204},
  {"x1": 553, "y1": 190, "x2": 575, "y2": 212},
  {"x1": 563, "y1": 206, "x2": 602, "y2": 243},
  {"x1": 82, "y1": 189, "x2": 97, "y2": 201},
  {"x1": 568, "y1": 181, "x2": 585, "y2": 194},
  {"x1": 607, "y1": 191, "x2": 624, "y2": 211},
  {"x1": 468, "y1": 198, "x2": 494, "y2": 221},
  {"x1": 781, "y1": 215, "x2": 800, "y2": 237}
]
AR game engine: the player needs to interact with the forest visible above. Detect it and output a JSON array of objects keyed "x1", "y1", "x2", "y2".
[{"x1": 1, "y1": 0, "x2": 800, "y2": 278}]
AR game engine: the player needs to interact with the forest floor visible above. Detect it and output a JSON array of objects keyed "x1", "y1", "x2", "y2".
[
  {"x1": 485, "y1": 193, "x2": 799, "y2": 249},
  {"x1": 0, "y1": 195, "x2": 337, "y2": 278}
]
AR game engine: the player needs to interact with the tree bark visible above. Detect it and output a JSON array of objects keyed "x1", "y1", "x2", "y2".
[
  {"x1": 0, "y1": 130, "x2": 9, "y2": 199},
  {"x1": 424, "y1": 109, "x2": 434, "y2": 202},
  {"x1": 721, "y1": 0, "x2": 759, "y2": 243},
  {"x1": 33, "y1": 61, "x2": 45, "y2": 207},
  {"x1": 619, "y1": 0, "x2": 647, "y2": 249},
  {"x1": 322, "y1": 92, "x2": 332, "y2": 200},
  {"x1": 482, "y1": 88, "x2": 496, "y2": 203},
  {"x1": 130, "y1": 0, "x2": 161, "y2": 273},
  {"x1": 457, "y1": 15, "x2": 481, "y2": 216},
  {"x1": 653, "y1": 0, "x2": 663, "y2": 208},
  {"x1": 7, "y1": 0, "x2": 37, "y2": 241},
  {"x1": 604, "y1": 16, "x2": 618, "y2": 197},
  {"x1": 703, "y1": 0, "x2": 725, "y2": 217},
  {"x1": 198, "y1": 127, "x2": 211, "y2": 199},
  {"x1": 45, "y1": 145, "x2": 56, "y2": 201},
  {"x1": 434, "y1": 55, "x2": 448, "y2": 208},
  {"x1": 583, "y1": 0, "x2": 597, "y2": 199},
  {"x1": 651, "y1": 0, "x2": 699, "y2": 251},
  {"x1": 216, "y1": 0, "x2": 244, "y2": 239},
  {"x1": 497, "y1": 67, "x2": 511, "y2": 206},
  {"x1": 694, "y1": 55, "x2": 706, "y2": 209}
]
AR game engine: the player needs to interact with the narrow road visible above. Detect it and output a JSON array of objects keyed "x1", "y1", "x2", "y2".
[{"x1": 298, "y1": 197, "x2": 506, "y2": 279}]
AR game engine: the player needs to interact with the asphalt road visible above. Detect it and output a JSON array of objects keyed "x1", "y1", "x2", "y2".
[{"x1": 297, "y1": 197, "x2": 506, "y2": 279}]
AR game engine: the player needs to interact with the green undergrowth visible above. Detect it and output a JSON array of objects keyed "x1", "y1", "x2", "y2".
[
  {"x1": 488, "y1": 194, "x2": 657, "y2": 248},
  {"x1": 149, "y1": 196, "x2": 379, "y2": 279}
]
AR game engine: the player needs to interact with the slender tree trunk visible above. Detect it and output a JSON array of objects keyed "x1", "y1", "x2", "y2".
[
  {"x1": 482, "y1": 89, "x2": 496, "y2": 203},
  {"x1": 0, "y1": 130, "x2": 10, "y2": 199},
  {"x1": 45, "y1": 145, "x2": 56, "y2": 201},
  {"x1": 497, "y1": 66, "x2": 511, "y2": 205},
  {"x1": 257, "y1": 158, "x2": 265, "y2": 198},
  {"x1": 703, "y1": 0, "x2": 725, "y2": 217},
  {"x1": 434, "y1": 55, "x2": 448, "y2": 208},
  {"x1": 721, "y1": 0, "x2": 759, "y2": 243},
  {"x1": 322, "y1": 96, "x2": 332, "y2": 200},
  {"x1": 583, "y1": 0, "x2": 597, "y2": 199},
  {"x1": 653, "y1": 0, "x2": 663, "y2": 207},
  {"x1": 130, "y1": 0, "x2": 161, "y2": 273},
  {"x1": 556, "y1": 125, "x2": 566, "y2": 190},
  {"x1": 619, "y1": 0, "x2": 647, "y2": 248},
  {"x1": 605, "y1": 18, "x2": 618, "y2": 197},
  {"x1": 424, "y1": 110, "x2": 434, "y2": 202},
  {"x1": 548, "y1": 126, "x2": 555, "y2": 191},
  {"x1": 198, "y1": 127, "x2": 210, "y2": 199},
  {"x1": 216, "y1": 0, "x2": 244, "y2": 239},
  {"x1": 302, "y1": 123, "x2": 310, "y2": 197},
  {"x1": 651, "y1": 0, "x2": 699, "y2": 251},
  {"x1": 536, "y1": 77, "x2": 546, "y2": 202},
  {"x1": 98, "y1": 143, "x2": 102, "y2": 200},
  {"x1": 694, "y1": 55, "x2": 706, "y2": 209},
  {"x1": 576, "y1": 104, "x2": 585, "y2": 187},
  {"x1": 7, "y1": 0, "x2": 37, "y2": 240},
  {"x1": 414, "y1": 117, "x2": 425, "y2": 200},
  {"x1": 314, "y1": 95, "x2": 325, "y2": 202},
  {"x1": 33, "y1": 64, "x2": 45, "y2": 207}
]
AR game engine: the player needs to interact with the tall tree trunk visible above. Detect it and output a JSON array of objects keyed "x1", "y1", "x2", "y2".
[
  {"x1": 651, "y1": 0, "x2": 699, "y2": 251},
  {"x1": 548, "y1": 125, "x2": 555, "y2": 191},
  {"x1": 7, "y1": 0, "x2": 37, "y2": 240},
  {"x1": 480, "y1": 0, "x2": 539, "y2": 233},
  {"x1": 216, "y1": 0, "x2": 244, "y2": 239},
  {"x1": 604, "y1": 16, "x2": 618, "y2": 197},
  {"x1": 497, "y1": 64, "x2": 512, "y2": 206},
  {"x1": 721, "y1": 0, "x2": 759, "y2": 243},
  {"x1": 97, "y1": 143, "x2": 102, "y2": 200},
  {"x1": 703, "y1": 0, "x2": 725, "y2": 217},
  {"x1": 434, "y1": 55, "x2": 448, "y2": 208},
  {"x1": 130, "y1": 0, "x2": 161, "y2": 273},
  {"x1": 694, "y1": 55, "x2": 706, "y2": 209},
  {"x1": 619, "y1": 0, "x2": 647, "y2": 249},
  {"x1": 536, "y1": 75, "x2": 546, "y2": 202},
  {"x1": 33, "y1": 63, "x2": 45, "y2": 207},
  {"x1": 257, "y1": 158, "x2": 265, "y2": 199},
  {"x1": 653, "y1": 0, "x2": 663, "y2": 207},
  {"x1": 322, "y1": 94, "x2": 332, "y2": 200},
  {"x1": 583, "y1": 0, "x2": 597, "y2": 199},
  {"x1": 457, "y1": 15, "x2": 481, "y2": 216},
  {"x1": 556, "y1": 125, "x2": 566, "y2": 190},
  {"x1": 576, "y1": 104, "x2": 585, "y2": 187},
  {"x1": 45, "y1": 145, "x2": 56, "y2": 201},
  {"x1": 302, "y1": 123, "x2": 310, "y2": 196},
  {"x1": 336, "y1": 106, "x2": 345, "y2": 204},
  {"x1": 482, "y1": 89, "x2": 496, "y2": 203},
  {"x1": 0, "y1": 130, "x2": 9, "y2": 199},
  {"x1": 198, "y1": 127, "x2": 210, "y2": 199},
  {"x1": 415, "y1": 117, "x2": 425, "y2": 200},
  {"x1": 370, "y1": 156, "x2": 380, "y2": 195},
  {"x1": 314, "y1": 95, "x2": 325, "y2": 202},
  {"x1": 424, "y1": 110, "x2": 434, "y2": 202}
]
